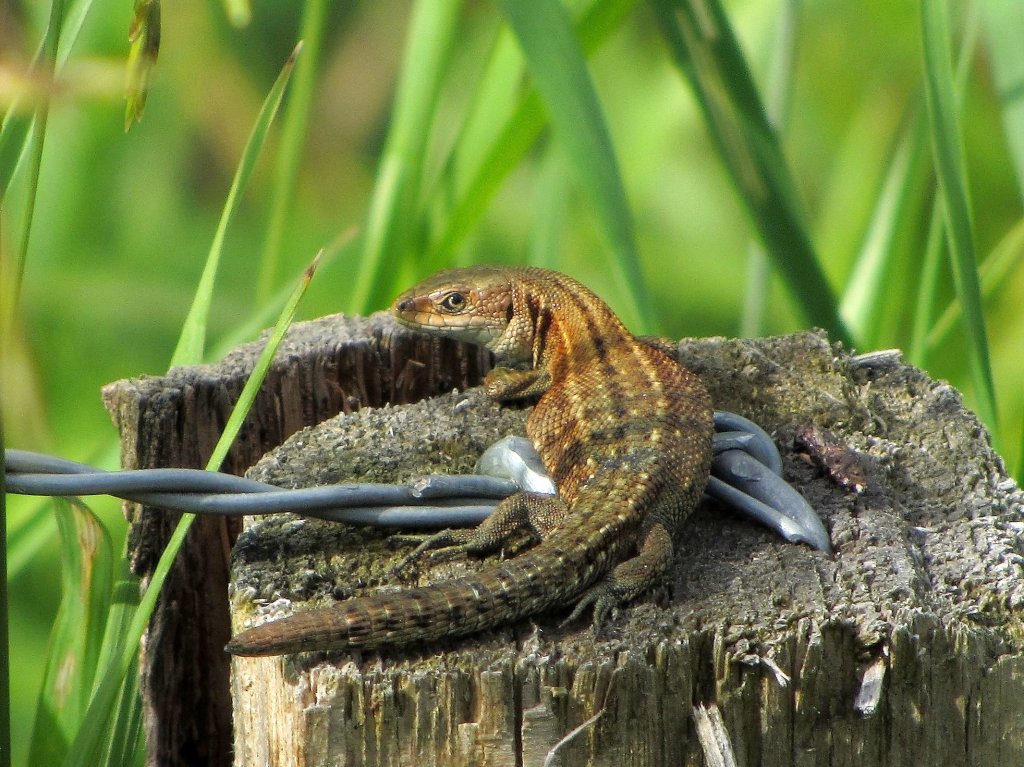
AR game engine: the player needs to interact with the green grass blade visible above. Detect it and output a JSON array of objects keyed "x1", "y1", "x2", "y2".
[
  {"x1": 97, "y1": 658, "x2": 143, "y2": 767},
  {"x1": 0, "y1": 422, "x2": 10, "y2": 767},
  {"x1": 927, "y1": 215, "x2": 1024, "y2": 350},
  {"x1": 848, "y1": 9, "x2": 978, "y2": 352},
  {"x1": 424, "y1": 0, "x2": 636, "y2": 272},
  {"x1": 839, "y1": 115, "x2": 927, "y2": 345},
  {"x1": 427, "y1": 94, "x2": 546, "y2": 267},
  {"x1": 7, "y1": 499, "x2": 54, "y2": 578},
  {"x1": 169, "y1": 42, "x2": 301, "y2": 367},
  {"x1": 427, "y1": 0, "x2": 637, "y2": 207},
  {"x1": 348, "y1": 0, "x2": 460, "y2": 315},
  {"x1": 62, "y1": 253, "x2": 320, "y2": 767},
  {"x1": 93, "y1": 558, "x2": 143, "y2": 766},
  {"x1": 651, "y1": 0, "x2": 852, "y2": 346},
  {"x1": 526, "y1": 143, "x2": 569, "y2": 266},
  {"x1": 0, "y1": 99, "x2": 35, "y2": 202},
  {"x1": 742, "y1": 0, "x2": 798, "y2": 338},
  {"x1": 0, "y1": 0, "x2": 95, "y2": 198},
  {"x1": 496, "y1": 0, "x2": 648, "y2": 331},
  {"x1": 982, "y1": 1, "x2": 1024, "y2": 205},
  {"x1": 7, "y1": 443, "x2": 119, "y2": 578},
  {"x1": 215, "y1": 226, "x2": 355, "y2": 358},
  {"x1": 1017, "y1": 410, "x2": 1024, "y2": 484},
  {"x1": 439, "y1": 29, "x2": 524, "y2": 211},
  {"x1": 920, "y1": 0, "x2": 997, "y2": 432},
  {"x1": 28, "y1": 498, "x2": 113, "y2": 767},
  {"x1": 255, "y1": 0, "x2": 328, "y2": 303},
  {"x1": 908, "y1": 195, "x2": 946, "y2": 367},
  {"x1": 3, "y1": 0, "x2": 65, "y2": 330},
  {"x1": 56, "y1": 0, "x2": 98, "y2": 65}
]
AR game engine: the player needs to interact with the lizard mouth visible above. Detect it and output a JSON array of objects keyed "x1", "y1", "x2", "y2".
[{"x1": 392, "y1": 305, "x2": 504, "y2": 346}]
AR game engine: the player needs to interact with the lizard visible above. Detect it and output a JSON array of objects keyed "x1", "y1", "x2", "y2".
[{"x1": 226, "y1": 265, "x2": 714, "y2": 655}]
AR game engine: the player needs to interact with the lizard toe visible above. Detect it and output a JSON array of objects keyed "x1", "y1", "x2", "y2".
[
  {"x1": 390, "y1": 529, "x2": 473, "y2": 576},
  {"x1": 564, "y1": 583, "x2": 622, "y2": 627}
]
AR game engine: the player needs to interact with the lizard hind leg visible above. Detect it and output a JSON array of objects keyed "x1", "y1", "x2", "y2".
[{"x1": 566, "y1": 522, "x2": 674, "y2": 626}]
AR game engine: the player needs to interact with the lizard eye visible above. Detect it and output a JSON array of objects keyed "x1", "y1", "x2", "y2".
[{"x1": 439, "y1": 292, "x2": 468, "y2": 313}]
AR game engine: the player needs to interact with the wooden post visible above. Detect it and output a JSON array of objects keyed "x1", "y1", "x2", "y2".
[
  {"x1": 102, "y1": 314, "x2": 491, "y2": 767},
  {"x1": 107, "y1": 318, "x2": 1024, "y2": 767}
]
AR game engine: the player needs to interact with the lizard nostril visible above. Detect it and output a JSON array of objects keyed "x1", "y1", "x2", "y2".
[{"x1": 395, "y1": 298, "x2": 413, "y2": 312}]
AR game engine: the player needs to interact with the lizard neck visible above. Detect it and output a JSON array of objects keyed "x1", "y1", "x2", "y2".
[{"x1": 507, "y1": 268, "x2": 632, "y2": 375}]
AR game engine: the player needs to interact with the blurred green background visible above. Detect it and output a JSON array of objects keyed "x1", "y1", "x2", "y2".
[{"x1": 2, "y1": 1, "x2": 1022, "y2": 763}]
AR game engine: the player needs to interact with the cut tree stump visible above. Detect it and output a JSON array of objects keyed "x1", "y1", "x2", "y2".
[{"x1": 105, "y1": 314, "x2": 1024, "y2": 767}]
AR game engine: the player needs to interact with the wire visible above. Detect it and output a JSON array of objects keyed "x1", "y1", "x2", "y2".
[
  {"x1": 4, "y1": 448, "x2": 511, "y2": 527},
  {"x1": 1, "y1": 411, "x2": 832, "y2": 550}
]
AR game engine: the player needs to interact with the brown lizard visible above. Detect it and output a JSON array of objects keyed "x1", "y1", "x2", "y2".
[{"x1": 226, "y1": 266, "x2": 713, "y2": 655}]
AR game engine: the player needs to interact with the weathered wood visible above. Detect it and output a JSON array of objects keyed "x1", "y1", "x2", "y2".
[
  {"x1": 102, "y1": 314, "x2": 491, "y2": 767},
  {"x1": 227, "y1": 328, "x2": 1024, "y2": 767}
]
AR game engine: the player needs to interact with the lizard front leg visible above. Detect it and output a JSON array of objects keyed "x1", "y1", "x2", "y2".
[{"x1": 484, "y1": 366, "x2": 551, "y2": 401}]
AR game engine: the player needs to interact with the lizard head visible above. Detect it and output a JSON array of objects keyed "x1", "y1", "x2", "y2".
[{"x1": 391, "y1": 267, "x2": 516, "y2": 351}]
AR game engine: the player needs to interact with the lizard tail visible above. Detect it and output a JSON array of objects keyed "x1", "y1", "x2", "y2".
[{"x1": 226, "y1": 551, "x2": 600, "y2": 655}]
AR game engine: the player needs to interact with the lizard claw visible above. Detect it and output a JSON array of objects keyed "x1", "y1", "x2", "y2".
[
  {"x1": 389, "y1": 529, "x2": 473, "y2": 576},
  {"x1": 563, "y1": 585, "x2": 617, "y2": 628}
]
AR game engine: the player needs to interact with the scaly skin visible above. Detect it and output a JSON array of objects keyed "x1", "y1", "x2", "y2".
[{"x1": 226, "y1": 266, "x2": 713, "y2": 655}]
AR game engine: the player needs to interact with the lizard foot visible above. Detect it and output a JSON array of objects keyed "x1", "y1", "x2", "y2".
[
  {"x1": 483, "y1": 366, "x2": 551, "y2": 401},
  {"x1": 564, "y1": 522, "x2": 674, "y2": 629},
  {"x1": 389, "y1": 529, "x2": 474, "y2": 576},
  {"x1": 563, "y1": 585, "x2": 620, "y2": 628}
]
